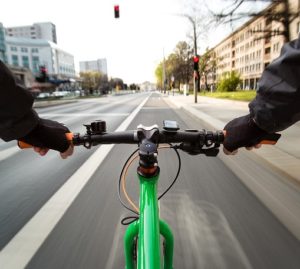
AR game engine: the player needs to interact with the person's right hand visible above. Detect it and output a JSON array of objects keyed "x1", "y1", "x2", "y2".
[
  {"x1": 19, "y1": 118, "x2": 73, "y2": 159},
  {"x1": 223, "y1": 114, "x2": 270, "y2": 155}
]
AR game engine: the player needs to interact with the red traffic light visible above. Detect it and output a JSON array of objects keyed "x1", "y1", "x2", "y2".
[
  {"x1": 114, "y1": 5, "x2": 120, "y2": 18},
  {"x1": 193, "y1": 56, "x2": 199, "y2": 63},
  {"x1": 40, "y1": 66, "x2": 47, "y2": 73}
]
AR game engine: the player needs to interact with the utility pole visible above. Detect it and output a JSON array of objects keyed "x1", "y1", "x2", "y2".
[
  {"x1": 163, "y1": 49, "x2": 166, "y2": 94},
  {"x1": 185, "y1": 15, "x2": 200, "y2": 103}
]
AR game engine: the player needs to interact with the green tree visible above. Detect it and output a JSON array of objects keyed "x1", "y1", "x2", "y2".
[
  {"x1": 110, "y1": 77, "x2": 124, "y2": 90},
  {"x1": 80, "y1": 71, "x2": 102, "y2": 95},
  {"x1": 173, "y1": 41, "x2": 193, "y2": 87},
  {"x1": 155, "y1": 63, "x2": 163, "y2": 89},
  {"x1": 155, "y1": 41, "x2": 193, "y2": 91},
  {"x1": 217, "y1": 71, "x2": 241, "y2": 92},
  {"x1": 199, "y1": 49, "x2": 217, "y2": 91}
]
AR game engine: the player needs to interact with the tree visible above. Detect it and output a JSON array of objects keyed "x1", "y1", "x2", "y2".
[
  {"x1": 80, "y1": 71, "x2": 102, "y2": 95},
  {"x1": 177, "y1": 1, "x2": 215, "y2": 99},
  {"x1": 98, "y1": 74, "x2": 111, "y2": 94},
  {"x1": 110, "y1": 77, "x2": 124, "y2": 90},
  {"x1": 155, "y1": 41, "x2": 193, "y2": 91},
  {"x1": 173, "y1": 41, "x2": 194, "y2": 86},
  {"x1": 217, "y1": 71, "x2": 241, "y2": 92},
  {"x1": 211, "y1": 0, "x2": 299, "y2": 42},
  {"x1": 155, "y1": 63, "x2": 163, "y2": 90},
  {"x1": 199, "y1": 49, "x2": 217, "y2": 91}
]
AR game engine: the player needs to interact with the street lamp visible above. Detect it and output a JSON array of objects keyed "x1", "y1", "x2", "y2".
[{"x1": 181, "y1": 14, "x2": 200, "y2": 103}]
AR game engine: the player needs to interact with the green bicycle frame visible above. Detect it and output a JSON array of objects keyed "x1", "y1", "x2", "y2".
[{"x1": 124, "y1": 169, "x2": 174, "y2": 269}]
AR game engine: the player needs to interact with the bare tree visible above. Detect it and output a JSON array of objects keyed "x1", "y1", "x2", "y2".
[{"x1": 211, "y1": 0, "x2": 300, "y2": 42}]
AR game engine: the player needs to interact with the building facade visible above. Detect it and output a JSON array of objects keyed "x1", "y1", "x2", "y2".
[
  {"x1": 5, "y1": 36, "x2": 75, "y2": 78},
  {"x1": 5, "y1": 22, "x2": 57, "y2": 44},
  {"x1": 0, "y1": 23, "x2": 7, "y2": 62},
  {"x1": 79, "y1": 59, "x2": 108, "y2": 75},
  {"x1": 210, "y1": 0, "x2": 300, "y2": 90}
]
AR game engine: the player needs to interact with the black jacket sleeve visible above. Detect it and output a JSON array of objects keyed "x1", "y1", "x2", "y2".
[
  {"x1": 0, "y1": 60, "x2": 39, "y2": 141},
  {"x1": 249, "y1": 35, "x2": 300, "y2": 133}
]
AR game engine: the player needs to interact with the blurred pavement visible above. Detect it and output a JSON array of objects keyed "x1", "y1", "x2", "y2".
[
  {"x1": 164, "y1": 93, "x2": 300, "y2": 240},
  {"x1": 164, "y1": 94, "x2": 300, "y2": 184}
]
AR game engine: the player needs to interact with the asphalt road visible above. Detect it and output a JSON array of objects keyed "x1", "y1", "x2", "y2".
[{"x1": 0, "y1": 92, "x2": 299, "y2": 269}]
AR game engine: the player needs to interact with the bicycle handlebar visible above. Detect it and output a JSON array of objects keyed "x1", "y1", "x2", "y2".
[
  {"x1": 17, "y1": 120, "x2": 280, "y2": 156},
  {"x1": 72, "y1": 128, "x2": 225, "y2": 147}
]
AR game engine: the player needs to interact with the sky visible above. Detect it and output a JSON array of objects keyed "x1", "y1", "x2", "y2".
[{"x1": 1, "y1": 0, "x2": 269, "y2": 84}]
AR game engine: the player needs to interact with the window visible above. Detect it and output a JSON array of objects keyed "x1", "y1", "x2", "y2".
[
  {"x1": 273, "y1": 43, "x2": 280, "y2": 52},
  {"x1": 21, "y1": 47, "x2": 28, "y2": 53},
  {"x1": 31, "y1": 48, "x2": 39, "y2": 53},
  {"x1": 32, "y1": 56, "x2": 39, "y2": 72},
  {"x1": 12, "y1": 55, "x2": 19, "y2": 66},
  {"x1": 10, "y1": 46, "x2": 17, "y2": 52},
  {"x1": 22, "y1": 56, "x2": 29, "y2": 68},
  {"x1": 265, "y1": 18, "x2": 272, "y2": 26}
]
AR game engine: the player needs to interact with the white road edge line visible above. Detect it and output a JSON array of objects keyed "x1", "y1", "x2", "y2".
[
  {"x1": 0, "y1": 146, "x2": 20, "y2": 162},
  {"x1": 0, "y1": 94, "x2": 151, "y2": 269}
]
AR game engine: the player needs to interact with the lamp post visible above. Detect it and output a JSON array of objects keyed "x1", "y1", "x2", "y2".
[{"x1": 184, "y1": 15, "x2": 200, "y2": 103}]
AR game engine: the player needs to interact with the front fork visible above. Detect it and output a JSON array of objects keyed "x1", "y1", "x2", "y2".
[
  {"x1": 124, "y1": 171, "x2": 174, "y2": 269},
  {"x1": 124, "y1": 220, "x2": 174, "y2": 269}
]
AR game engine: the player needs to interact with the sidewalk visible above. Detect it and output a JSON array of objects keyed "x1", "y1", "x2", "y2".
[
  {"x1": 164, "y1": 93, "x2": 300, "y2": 240},
  {"x1": 165, "y1": 94, "x2": 300, "y2": 184}
]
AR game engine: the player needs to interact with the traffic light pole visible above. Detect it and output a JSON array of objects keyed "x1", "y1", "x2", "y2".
[
  {"x1": 191, "y1": 17, "x2": 198, "y2": 104},
  {"x1": 193, "y1": 72, "x2": 197, "y2": 104}
]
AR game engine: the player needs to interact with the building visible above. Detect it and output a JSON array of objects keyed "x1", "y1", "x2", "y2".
[
  {"x1": 0, "y1": 23, "x2": 6, "y2": 62},
  {"x1": 6, "y1": 36, "x2": 75, "y2": 78},
  {"x1": 210, "y1": 0, "x2": 300, "y2": 90},
  {"x1": 79, "y1": 59, "x2": 108, "y2": 75},
  {"x1": 5, "y1": 22, "x2": 57, "y2": 44}
]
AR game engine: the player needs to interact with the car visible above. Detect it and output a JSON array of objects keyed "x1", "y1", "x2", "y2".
[{"x1": 36, "y1": 92, "x2": 50, "y2": 99}]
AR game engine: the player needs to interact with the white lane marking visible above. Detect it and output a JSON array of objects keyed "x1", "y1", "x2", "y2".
[
  {"x1": 0, "y1": 146, "x2": 20, "y2": 162},
  {"x1": 38, "y1": 113, "x2": 130, "y2": 117},
  {"x1": 0, "y1": 94, "x2": 150, "y2": 269}
]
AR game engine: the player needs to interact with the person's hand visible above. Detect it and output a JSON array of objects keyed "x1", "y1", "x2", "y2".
[
  {"x1": 223, "y1": 143, "x2": 262, "y2": 155},
  {"x1": 223, "y1": 114, "x2": 269, "y2": 155},
  {"x1": 33, "y1": 144, "x2": 74, "y2": 159},
  {"x1": 19, "y1": 119, "x2": 73, "y2": 159}
]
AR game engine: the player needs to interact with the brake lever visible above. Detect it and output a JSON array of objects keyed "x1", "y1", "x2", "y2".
[
  {"x1": 178, "y1": 143, "x2": 220, "y2": 157},
  {"x1": 201, "y1": 147, "x2": 219, "y2": 157}
]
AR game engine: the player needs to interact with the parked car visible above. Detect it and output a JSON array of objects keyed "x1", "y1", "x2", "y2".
[{"x1": 36, "y1": 92, "x2": 50, "y2": 99}]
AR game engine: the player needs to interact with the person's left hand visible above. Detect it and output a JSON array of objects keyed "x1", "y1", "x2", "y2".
[{"x1": 33, "y1": 144, "x2": 74, "y2": 159}]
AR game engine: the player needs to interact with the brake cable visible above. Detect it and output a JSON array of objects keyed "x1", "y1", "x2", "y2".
[{"x1": 118, "y1": 144, "x2": 181, "y2": 225}]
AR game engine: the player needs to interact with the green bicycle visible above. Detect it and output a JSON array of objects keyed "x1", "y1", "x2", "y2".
[
  {"x1": 71, "y1": 119, "x2": 224, "y2": 269},
  {"x1": 18, "y1": 119, "x2": 279, "y2": 268}
]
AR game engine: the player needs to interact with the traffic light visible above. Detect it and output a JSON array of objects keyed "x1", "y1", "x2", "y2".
[
  {"x1": 36, "y1": 65, "x2": 48, "y2": 82},
  {"x1": 193, "y1": 55, "x2": 199, "y2": 71},
  {"x1": 114, "y1": 5, "x2": 120, "y2": 18}
]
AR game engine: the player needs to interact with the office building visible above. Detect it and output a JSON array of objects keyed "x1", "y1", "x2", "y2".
[
  {"x1": 0, "y1": 23, "x2": 6, "y2": 62},
  {"x1": 6, "y1": 36, "x2": 75, "y2": 78},
  {"x1": 5, "y1": 22, "x2": 57, "y2": 44},
  {"x1": 79, "y1": 59, "x2": 108, "y2": 75}
]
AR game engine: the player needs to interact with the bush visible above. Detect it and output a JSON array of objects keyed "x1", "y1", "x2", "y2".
[{"x1": 217, "y1": 71, "x2": 241, "y2": 92}]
